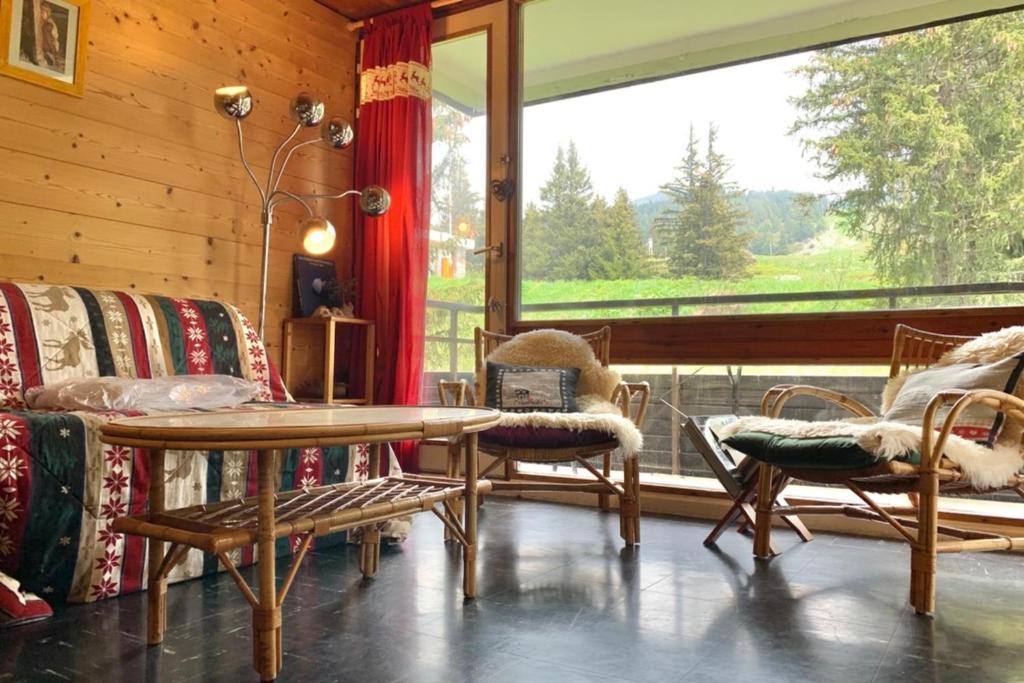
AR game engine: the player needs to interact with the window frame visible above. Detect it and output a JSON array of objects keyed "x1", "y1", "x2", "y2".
[
  {"x1": 424, "y1": 0, "x2": 1024, "y2": 528},
  {"x1": 505, "y1": 1, "x2": 1024, "y2": 365}
]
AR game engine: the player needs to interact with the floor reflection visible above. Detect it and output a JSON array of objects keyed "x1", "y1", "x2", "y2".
[{"x1": 3, "y1": 498, "x2": 1024, "y2": 682}]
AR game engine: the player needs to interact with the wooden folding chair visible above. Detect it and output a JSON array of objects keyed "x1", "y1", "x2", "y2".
[{"x1": 682, "y1": 415, "x2": 812, "y2": 554}]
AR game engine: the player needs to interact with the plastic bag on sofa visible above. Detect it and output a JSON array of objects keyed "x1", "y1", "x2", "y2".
[{"x1": 24, "y1": 375, "x2": 262, "y2": 412}]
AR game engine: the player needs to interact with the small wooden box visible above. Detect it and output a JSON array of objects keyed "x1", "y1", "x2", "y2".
[{"x1": 281, "y1": 316, "x2": 375, "y2": 405}]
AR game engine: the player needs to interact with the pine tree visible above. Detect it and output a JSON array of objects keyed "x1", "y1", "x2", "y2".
[
  {"x1": 431, "y1": 101, "x2": 483, "y2": 271},
  {"x1": 543, "y1": 141, "x2": 598, "y2": 279},
  {"x1": 655, "y1": 124, "x2": 752, "y2": 279},
  {"x1": 521, "y1": 201, "x2": 549, "y2": 279},
  {"x1": 791, "y1": 13, "x2": 1024, "y2": 285},
  {"x1": 589, "y1": 188, "x2": 647, "y2": 279},
  {"x1": 522, "y1": 142, "x2": 601, "y2": 280}
]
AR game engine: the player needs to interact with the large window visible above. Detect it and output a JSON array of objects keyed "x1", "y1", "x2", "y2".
[
  {"x1": 425, "y1": 32, "x2": 488, "y2": 389},
  {"x1": 517, "y1": 5, "x2": 1024, "y2": 323}
]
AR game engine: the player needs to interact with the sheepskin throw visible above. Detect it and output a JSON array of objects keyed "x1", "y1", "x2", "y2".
[
  {"x1": 485, "y1": 329, "x2": 621, "y2": 400},
  {"x1": 483, "y1": 330, "x2": 642, "y2": 455},
  {"x1": 720, "y1": 416, "x2": 1023, "y2": 490},
  {"x1": 882, "y1": 326, "x2": 1024, "y2": 448},
  {"x1": 882, "y1": 325, "x2": 1024, "y2": 412},
  {"x1": 493, "y1": 396, "x2": 643, "y2": 455}
]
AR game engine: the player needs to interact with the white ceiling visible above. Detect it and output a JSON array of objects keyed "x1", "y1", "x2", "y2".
[{"x1": 433, "y1": 0, "x2": 1022, "y2": 112}]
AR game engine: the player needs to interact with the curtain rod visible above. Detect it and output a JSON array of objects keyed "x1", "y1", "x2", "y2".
[{"x1": 346, "y1": 0, "x2": 466, "y2": 31}]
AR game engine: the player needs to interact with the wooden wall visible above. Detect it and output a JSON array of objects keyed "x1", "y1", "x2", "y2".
[{"x1": 0, "y1": 0, "x2": 357, "y2": 361}]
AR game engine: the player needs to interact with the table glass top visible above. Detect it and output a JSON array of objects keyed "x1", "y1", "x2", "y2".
[{"x1": 105, "y1": 406, "x2": 497, "y2": 431}]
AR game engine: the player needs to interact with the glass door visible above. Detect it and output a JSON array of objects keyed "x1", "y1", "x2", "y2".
[{"x1": 424, "y1": 3, "x2": 512, "y2": 399}]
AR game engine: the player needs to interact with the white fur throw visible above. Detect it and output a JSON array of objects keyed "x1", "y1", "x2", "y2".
[
  {"x1": 882, "y1": 325, "x2": 1024, "y2": 412},
  {"x1": 485, "y1": 329, "x2": 621, "y2": 400},
  {"x1": 494, "y1": 396, "x2": 643, "y2": 456},
  {"x1": 484, "y1": 329, "x2": 641, "y2": 455},
  {"x1": 720, "y1": 416, "x2": 1023, "y2": 490}
]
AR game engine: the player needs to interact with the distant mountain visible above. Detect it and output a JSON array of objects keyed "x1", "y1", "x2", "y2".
[{"x1": 633, "y1": 190, "x2": 830, "y2": 256}]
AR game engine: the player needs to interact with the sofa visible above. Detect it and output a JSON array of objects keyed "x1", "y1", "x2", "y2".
[{"x1": 0, "y1": 281, "x2": 375, "y2": 604}]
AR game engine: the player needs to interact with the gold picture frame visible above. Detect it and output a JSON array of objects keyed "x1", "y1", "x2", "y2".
[{"x1": 0, "y1": 0, "x2": 90, "y2": 96}]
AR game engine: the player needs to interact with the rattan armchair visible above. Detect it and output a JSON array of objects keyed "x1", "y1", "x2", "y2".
[
  {"x1": 438, "y1": 326, "x2": 650, "y2": 545},
  {"x1": 749, "y1": 324, "x2": 1024, "y2": 614}
]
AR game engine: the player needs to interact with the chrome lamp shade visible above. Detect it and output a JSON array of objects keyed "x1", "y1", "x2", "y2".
[{"x1": 215, "y1": 85, "x2": 391, "y2": 338}]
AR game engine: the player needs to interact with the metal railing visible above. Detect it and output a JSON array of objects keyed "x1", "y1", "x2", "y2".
[{"x1": 425, "y1": 281, "x2": 1024, "y2": 375}]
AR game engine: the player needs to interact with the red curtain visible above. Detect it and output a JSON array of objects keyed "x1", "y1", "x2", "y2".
[{"x1": 352, "y1": 3, "x2": 432, "y2": 471}]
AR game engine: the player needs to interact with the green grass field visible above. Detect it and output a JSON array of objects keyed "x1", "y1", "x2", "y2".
[
  {"x1": 428, "y1": 243, "x2": 881, "y2": 319},
  {"x1": 424, "y1": 243, "x2": 882, "y2": 371},
  {"x1": 423, "y1": 242, "x2": 1017, "y2": 372}
]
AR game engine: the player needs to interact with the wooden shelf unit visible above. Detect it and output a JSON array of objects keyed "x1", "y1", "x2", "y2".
[{"x1": 282, "y1": 316, "x2": 375, "y2": 405}]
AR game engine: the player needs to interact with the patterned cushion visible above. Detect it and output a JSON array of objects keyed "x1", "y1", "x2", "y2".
[
  {"x1": 481, "y1": 425, "x2": 614, "y2": 449},
  {"x1": 0, "y1": 282, "x2": 288, "y2": 409},
  {"x1": 485, "y1": 362, "x2": 580, "y2": 413},
  {"x1": 883, "y1": 353, "x2": 1024, "y2": 445}
]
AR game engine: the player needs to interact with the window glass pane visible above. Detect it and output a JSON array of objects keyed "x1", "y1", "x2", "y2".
[
  {"x1": 517, "y1": 364, "x2": 1021, "y2": 504},
  {"x1": 518, "y1": 6, "x2": 1024, "y2": 321},
  {"x1": 423, "y1": 31, "x2": 488, "y2": 402}
]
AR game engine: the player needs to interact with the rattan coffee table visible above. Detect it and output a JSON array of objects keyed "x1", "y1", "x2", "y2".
[{"x1": 100, "y1": 405, "x2": 500, "y2": 682}]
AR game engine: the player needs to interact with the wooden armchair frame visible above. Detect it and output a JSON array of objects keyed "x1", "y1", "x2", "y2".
[
  {"x1": 752, "y1": 324, "x2": 1024, "y2": 614},
  {"x1": 438, "y1": 326, "x2": 651, "y2": 545}
]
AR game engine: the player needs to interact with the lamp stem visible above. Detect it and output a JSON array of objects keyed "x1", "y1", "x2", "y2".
[
  {"x1": 257, "y1": 209, "x2": 272, "y2": 339},
  {"x1": 267, "y1": 123, "x2": 302, "y2": 195},
  {"x1": 271, "y1": 138, "x2": 321, "y2": 195},
  {"x1": 293, "y1": 189, "x2": 363, "y2": 202},
  {"x1": 235, "y1": 119, "x2": 266, "y2": 205},
  {"x1": 268, "y1": 190, "x2": 315, "y2": 216}
]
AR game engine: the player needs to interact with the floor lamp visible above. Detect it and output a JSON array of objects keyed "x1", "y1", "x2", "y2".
[{"x1": 214, "y1": 86, "x2": 390, "y2": 339}]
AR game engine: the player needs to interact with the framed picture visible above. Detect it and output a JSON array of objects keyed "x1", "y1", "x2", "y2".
[
  {"x1": 293, "y1": 254, "x2": 342, "y2": 317},
  {"x1": 0, "y1": 0, "x2": 90, "y2": 96}
]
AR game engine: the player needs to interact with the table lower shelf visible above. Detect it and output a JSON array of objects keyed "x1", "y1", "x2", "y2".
[{"x1": 113, "y1": 475, "x2": 489, "y2": 554}]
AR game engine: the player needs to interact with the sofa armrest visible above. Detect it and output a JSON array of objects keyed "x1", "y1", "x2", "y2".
[
  {"x1": 761, "y1": 384, "x2": 875, "y2": 420},
  {"x1": 613, "y1": 381, "x2": 651, "y2": 430}
]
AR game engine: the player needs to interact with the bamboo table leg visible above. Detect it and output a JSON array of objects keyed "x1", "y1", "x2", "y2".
[
  {"x1": 463, "y1": 432, "x2": 479, "y2": 598},
  {"x1": 443, "y1": 438, "x2": 463, "y2": 541},
  {"x1": 146, "y1": 448, "x2": 167, "y2": 645},
  {"x1": 253, "y1": 449, "x2": 282, "y2": 682},
  {"x1": 360, "y1": 443, "x2": 382, "y2": 577}
]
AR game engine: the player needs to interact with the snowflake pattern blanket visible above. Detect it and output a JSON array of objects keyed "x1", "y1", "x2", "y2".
[{"x1": 0, "y1": 282, "x2": 381, "y2": 604}]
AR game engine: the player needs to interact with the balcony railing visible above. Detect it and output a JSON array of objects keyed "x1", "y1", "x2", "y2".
[{"x1": 426, "y1": 281, "x2": 1024, "y2": 376}]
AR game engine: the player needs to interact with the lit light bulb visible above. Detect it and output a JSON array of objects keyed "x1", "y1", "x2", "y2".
[{"x1": 301, "y1": 217, "x2": 336, "y2": 255}]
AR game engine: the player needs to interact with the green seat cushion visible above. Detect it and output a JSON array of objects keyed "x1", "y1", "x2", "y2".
[{"x1": 722, "y1": 431, "x2": 921, "y2": 470}]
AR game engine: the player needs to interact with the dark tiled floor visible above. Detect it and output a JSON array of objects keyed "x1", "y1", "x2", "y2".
[{"x1": 3, "y1": 499, "x2": 1024, "y2": 682}]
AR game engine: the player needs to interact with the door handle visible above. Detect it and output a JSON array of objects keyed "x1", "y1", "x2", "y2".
[{"x1": 473, "y1": 242, "x2": 504, "y2": 258}]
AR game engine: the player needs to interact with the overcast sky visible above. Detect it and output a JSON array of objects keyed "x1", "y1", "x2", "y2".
[{"x1": 458, "y1": 51, "x2": 845, "y2": 207}]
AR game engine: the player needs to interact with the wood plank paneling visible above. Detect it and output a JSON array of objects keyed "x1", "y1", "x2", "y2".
[
  {"x1": 0, "y1": 0, "x2": 358, "y2": 361},
  {"x1": 317, "y1": 0, "x2": 423, "y2": 21}
]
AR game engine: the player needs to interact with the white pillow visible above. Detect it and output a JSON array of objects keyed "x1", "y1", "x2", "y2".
[
  {"x1": 25, "y1": 375, "x2": 261, "y2": 412},
  {"x1": 883, "y1": 353, "x2": 1024, "y2": 444}
]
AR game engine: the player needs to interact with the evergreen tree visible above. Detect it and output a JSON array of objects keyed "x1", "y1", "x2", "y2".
[
  {"x1": 522, "y1": 142, "x2": 601, "y2": 280},
  {"x1": 589, "y1": 188, "x2": 647, "y2": 279},
  {"x1": 791, "y1": 14, "x2": 1024, "y2": 285},
  {"x1": 655, "y1": 125, "x2": 753, "y2": 279},
  {"x1": 431, "y1": 101, "x2": 483, "y2": 272},
  {"x1": 522, "y1": 142, "x2": 651, "y2": 281},
  {"x1": 521, "y1": 201, "x2": 549, "y2": 279},
  {"x1": 541, "y1": 141, "x2": 598, "y2": 279}
]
